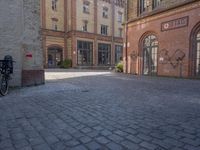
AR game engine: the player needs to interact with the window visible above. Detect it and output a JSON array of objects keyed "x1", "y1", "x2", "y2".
[
  {"x1": 140, "y1": 0, "x2": 149, "y2": 14},
  {"x1": 143, "y1": 35, "x2": 158, "y2": 75},
  {"x1": 77, "y1": 41, "x2": 93, "y2": 65},
  {"x1": 102, "y1": 7, "x2": 108, "y2": 18},
  {"x1": 52, "y1": 0, "x2": 58, "y2": 11},
  {"x1": 115, "y1": 45, "x2": 123, "y2": 63},
  {"x1": 118, "y1": 28, "x2": 123, "y2": 37},
  {"x1": 101, "y1": 25, "x2": 108, "y2": 35},
  {"x1": 51, "y1": 18, "x2": 58, "y2": 30},
  {"x1": 196, "y1": 31, "x2": 200, "y2": 75},
  {"x1": 118, "y1": 12, "x2": 123, "y2": 23},
  {"x1": 83, "y1": 1, "x2": 90, "y2": 14},
  {"x1": 153, "y1": 0, "x2": 162, "y2": 9},
  {"x1": 98, "y1": 43, "x2": 111, "y2": 65},
  {"x1": 82, "y1": 20, "x2": 88, "y2": 32}
]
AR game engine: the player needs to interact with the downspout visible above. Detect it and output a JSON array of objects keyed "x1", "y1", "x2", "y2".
[{"x1": 125, "y1": 0, "x2": 128, "y2": 74}]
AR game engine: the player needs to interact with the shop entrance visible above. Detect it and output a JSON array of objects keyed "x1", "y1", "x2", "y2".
[{"x1": 47, "y1": 47, "x2": 63, "y2": 68}]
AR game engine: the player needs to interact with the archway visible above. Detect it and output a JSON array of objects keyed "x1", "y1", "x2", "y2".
[
  {"x1": 141, "y1": 34, "x2": 158, "y2": 75},
  {"x1": 47, "y1": 46, "x2": 63, "y2": 68}
]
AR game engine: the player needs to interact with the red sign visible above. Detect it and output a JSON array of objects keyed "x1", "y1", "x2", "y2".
[
  {"x1": 161, "y1": 16, "x2": 189, "y2": 31},
  {"x1": 26, "y1": 54, "x2": 32, "y2": 58}
]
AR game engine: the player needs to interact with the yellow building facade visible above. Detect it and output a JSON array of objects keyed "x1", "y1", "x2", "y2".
[{"x1": 41, "y1": 0, "x2": 125, "y2": 68}]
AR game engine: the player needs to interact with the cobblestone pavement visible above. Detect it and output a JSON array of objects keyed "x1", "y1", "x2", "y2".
[{"x1": 0, "y1": 69, "x2": 200, "y2": 150}]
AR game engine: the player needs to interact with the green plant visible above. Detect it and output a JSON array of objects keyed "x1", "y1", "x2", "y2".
[
  {"x1": 60, "y1": 59, "x2": 72, "y2": 68},
  {"x1": 115, "y1": 61, "x2": 123, "y2": 72}
]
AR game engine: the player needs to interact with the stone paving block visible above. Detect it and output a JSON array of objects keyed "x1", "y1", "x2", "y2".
[
  {"x1": 137, "y1": 133, "x2": 152, "y2": 142},
  {"x1": 107, "y1": 142, "x2": 124, "y2": 150},
  {"x1": 108, "y1": 134, "x2": 124, "y2": 142},
  {"x1": 13, "y1": 139, "x2": 29, "y2": 149},
  {"x1": 51, "y1": 142, "x2": 67, "y2": 150},
  {"x1": 184, "y1": 145, "x2": 200, "y2": 150},
  {"x1": 180, "y1": 138, "x2": 200, "y2": 147},
  {"x1": 33, "y1": 143, "x2": 51, "y2": 150},
  {"x1": 71, "y1": 145, "x2": 88, "y2": 150},
  {"x1": 100, "y1": 129, "x2": 112, "y2": 136},
  {"x1": 140, "y1": 141, "x2": 158, "y2": 150},
  {"x1": 121, "y1": 140, "x2": 140, "y2": 150},
  {"x1": 114, "y1": 130, "x2": 128, "y2": 137},
  {"x1": 0, "y1": 139, "x2": 13, "y2": 149},
  {"x1": 86, "y1": 141, "x2": 102, "y2": 150},
  {"x1": 79, "y1": 136, "x2": 92, "y2": 144},
  {"x1": 126, "y1": 134, "x2": 142, "y2": 144},
  {"x1": 81, "y1": 127, "x2": 92, "y2": 134},
  {"x1": 95, "y1": 136, "x2": 110, "y2": 144},
  {"x1": 65, "y1": 139, "x2": 80, "y2": 147},
  {"x1": 28, "y1": 137, "x2": 45, "y2": 146},
  {"x1": 44, "y1": 135, "x2": 59, "y2": 145}
]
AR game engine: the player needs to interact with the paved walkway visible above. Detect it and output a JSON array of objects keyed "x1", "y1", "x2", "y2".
[{"x1": 0, "y1": 69, "x2": 200, "y2": 150}]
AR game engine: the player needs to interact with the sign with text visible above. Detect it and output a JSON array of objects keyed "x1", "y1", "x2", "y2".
[{"x1": 161, "y1": 16, "x2": 189, "y2": 31}]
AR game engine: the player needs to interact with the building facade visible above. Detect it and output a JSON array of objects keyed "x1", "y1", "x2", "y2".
[
  {"x1": 0, "y1": 0, "x2": 44, "y2": 86},
  {"x1": 125, "y1": 0, "x2": 200, "y2": 78},
  {"x1": 41, "y1": 0, "x2": 125, "y2": 69}
]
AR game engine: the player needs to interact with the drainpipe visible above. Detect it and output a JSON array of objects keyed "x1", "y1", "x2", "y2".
[{"x1": 125, "y1": 0, "x2": 128, "y2": 74}]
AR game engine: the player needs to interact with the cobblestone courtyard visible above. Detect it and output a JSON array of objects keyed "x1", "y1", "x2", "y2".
[{"x1": 0, "y1": 69, "x2": 200, "y2": 150}]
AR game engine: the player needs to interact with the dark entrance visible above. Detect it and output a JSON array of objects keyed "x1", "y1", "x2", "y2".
[
  {"x1": 142, "y1": 35, "x2": 158, "y2": 75},
  {"x1": 48, "y1": 47, "x2": 63, "y2": 68}
]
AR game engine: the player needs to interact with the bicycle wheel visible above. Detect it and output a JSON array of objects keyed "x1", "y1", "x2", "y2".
[{"x1": 0, "y1": 75, "x2": 9, "y2": 96}]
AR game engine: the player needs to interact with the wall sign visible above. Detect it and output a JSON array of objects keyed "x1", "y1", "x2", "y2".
[{"x1": 161, "y1": 16, "x2": 189, "y2": 31}]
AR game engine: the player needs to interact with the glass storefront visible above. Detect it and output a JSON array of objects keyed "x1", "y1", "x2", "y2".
[
  {"x1": 77, "y1": 41, "x2": 93, "y2": 66},
  {"x1": 115, "y1": 45, "x2": 123, "y2": 64},
  {"x1": 98, "y1": 43, "x2": 111, "y2": 65}
]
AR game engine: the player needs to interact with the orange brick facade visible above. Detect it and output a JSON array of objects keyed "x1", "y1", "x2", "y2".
[
  {"x1": 41, "y1": 0, "x2": 125, "y2": 69},
  {"x1": 125, "y1": 0, "x2": 200, "y2": 78}
]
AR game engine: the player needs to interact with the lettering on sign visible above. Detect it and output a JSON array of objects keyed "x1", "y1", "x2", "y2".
[{"x1": 161, "y1": 16, "x2": 189, "y2": 31}]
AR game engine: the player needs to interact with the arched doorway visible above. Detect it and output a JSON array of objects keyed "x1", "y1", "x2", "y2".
[
  {"x1": 190, "y1": 22, "x2": 200, "y2": 77},
  {"x1": 47, "y1": 46, "x2": 63, "y2": 68},
  {"x1": 142, "y1": 34, "x2": 158, "y2": 75}
]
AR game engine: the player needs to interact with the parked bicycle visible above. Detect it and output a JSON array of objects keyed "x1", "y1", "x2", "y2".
[{"x1": 0, "y1": 55, "x2": 14, "y2": 96}]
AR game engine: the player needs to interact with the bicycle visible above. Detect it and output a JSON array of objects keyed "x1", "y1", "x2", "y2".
[{"x1": 0, "y1": 55, "x2": 14, "y2": 96}]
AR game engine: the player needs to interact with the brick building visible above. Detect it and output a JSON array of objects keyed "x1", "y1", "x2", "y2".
[
  {"x1": 41, "y1": 0, "x2": 125, "y2": 69},
  {"x1": 0, "y1": 0, "x2": 44, "y2": 86},
  {"x1": 125, "y1": 0, "x2": 200, "y2": 78}
]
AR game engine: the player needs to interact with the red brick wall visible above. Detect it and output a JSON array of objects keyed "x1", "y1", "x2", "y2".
[{"x1": 126, "y1": 2, "x2": 200, "y2": 77}]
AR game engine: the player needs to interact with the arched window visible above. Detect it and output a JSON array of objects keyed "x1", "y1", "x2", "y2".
[
  {"x1": 142, "y1": 35, "x2": 158, "y2": 75},
  {"x1": 195, "y1": 31, "x2": 200, "y2": 75}
]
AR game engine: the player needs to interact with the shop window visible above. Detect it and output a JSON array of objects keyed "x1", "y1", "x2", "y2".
[
  {"x1": 98, "y1": 43, "x2": 111, "y2": 65},
  {"x1": 77, "y1": 41, "x2": 93, "y2": 65},
  {"x1": 115, "y1": 45, "x2": 123, "y2": 64}
]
